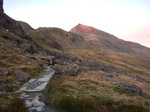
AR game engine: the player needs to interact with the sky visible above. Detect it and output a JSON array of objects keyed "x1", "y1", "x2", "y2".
[{"x1": 3, "y1": 0, "x2": 150, "y2": 48}]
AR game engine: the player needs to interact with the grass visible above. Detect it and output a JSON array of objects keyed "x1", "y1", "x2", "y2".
[
  {"x1": 0, "y1": 95, "x2": 27, "y2": 112},
  {"x1": 45, "y1": 74, "x2": 150, "y2": 112},
  {"x1": 19, "y1": 66, "x2": 43, "y2": 77}
]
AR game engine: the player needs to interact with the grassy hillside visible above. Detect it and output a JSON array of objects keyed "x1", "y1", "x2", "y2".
[
  {"x1": 29, "y1": 27, "x2": 93, "y2": 52},
  {"x1": 29, "y1": 27, "x2": 150, "y2": 77},
  {"x1": 45, "y1": 72, "x2": 150, "y2": 112}
]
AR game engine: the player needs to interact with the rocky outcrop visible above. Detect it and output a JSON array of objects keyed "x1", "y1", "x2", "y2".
[
  {"x1": 0, "y1": 84, "x2": 14, "y2": 92},
  {"x1": 19, "y1": 21, "x2": 33, "y2": 33},
  {"x1": 0, "y1": 0, "x2": 33, "y2": 38},
  {"x1": 0, "y1": 0, "x2": 3, "y2": 12},
  {"x1": 0, "y1": 68, "x2": 9, "y2": 75},
  {"x1": 117, "y1": 82, "x2": 145, "y2": 96},
  {"x1": 65, "y1": 70, "x2": 78, "y2": 76},
  {"x1": 99, "y1": 76, "x2": 116, "y2": 82}
]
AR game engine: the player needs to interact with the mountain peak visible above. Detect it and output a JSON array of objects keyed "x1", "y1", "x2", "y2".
[{"x1": 70, "y1": 24, "x2": 97, "y2": 34}]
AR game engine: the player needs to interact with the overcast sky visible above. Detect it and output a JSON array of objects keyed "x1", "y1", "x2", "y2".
[{"x1": 3, "y1": 0, "x2": 150, "y2": 48}]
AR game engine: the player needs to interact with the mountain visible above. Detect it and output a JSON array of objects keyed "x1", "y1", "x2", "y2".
[
  {"x1": 0, "y1": 0, "x2": 150, "y2": 111},
  {"x1": 29, "y1": 27, "x2": 94, "y2": 53},
  {"x1": 70, "y1": 24, "x2": 150, "y2": 58}
]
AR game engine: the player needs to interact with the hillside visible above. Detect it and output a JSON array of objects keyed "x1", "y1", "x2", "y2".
[
  {"x1": 29, "y1": 27, "x2": 93, "y2": 52},
  {"x1": 28, "y1": 25, "x2": 150, "y2": 77},
  {"x1": 0, "y1": 0, "x2": 150, "y2": 111}
]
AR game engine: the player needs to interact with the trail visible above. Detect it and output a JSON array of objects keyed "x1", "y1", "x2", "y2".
[{"x1": 17, "y1": 66, "x2": 55, "y2": 112}]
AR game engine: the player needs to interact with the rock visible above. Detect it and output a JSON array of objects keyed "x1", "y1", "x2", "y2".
[
  {"x1": 73, "y1": 64, "x2": 79, "y2": 70},
  {"x1": 54, "y1": 68, "x2": 63, "y2": 76},
  {"x1": 25, "y1": 100, "x2": 32, "y2": 108},
  {"x1": 78, "y1": 67, "x2": 88, "y2": 72},
  {"x1": 27, "y1": 61, "x2": 31, "y2": 65},
  {"x1": 15, "y1": 72, "x2": 29, "y2": 82},
  {"x1": 108, "y1": 74, "x2": 114, "y2": 78},
  {"x1": 100, "y1": 76, "x2": 116, "y2": 82},
  {"x1": 115, "y1": 74, "x2": 118, "y2": 77},
  {"x1": 135, "y1": 75, "x2": 149, "y2": 83},
  {"x1": 2, "y1": 78, "x2": 11, "y2": 83},
  {"x1": 0, "y1": 85, "x2": 3, "y2": 91},
  {"x1": 89, "y1": 68, "x2": 99, "y2": 71},
  {"x1": 36, "y1": 106, "x2": 44, "y2": 111},
  {"x1": 32, "y1": 99, "x2": 41, "y2": 107},
  {"x1": 117, "y1": 82, "x2": 145, "y2": 95},
  {"x1": 4, "y1": 85, "x2": 14, "y2": 92},
  {"x1": 65, "y1": 70, "x2": 78, "y2": 76},
  {"x1": 34, "y1": 57, "x2": 42, "y2": 64},
  {"x1": 40, "y1": 102, "x2": 45, "y2": 107},
  {"x1": 0, "y1": 68, "x2": 9, "y2": 75},
  {"x1": 0, "y1": 92, "x2": 7, "y2": 95},
  {"x1": 20, "y1": 43, "x2": 38, "y2": 53},
  {"x1": 8, "y1": 95, "x2": 13, "y2": 99}
]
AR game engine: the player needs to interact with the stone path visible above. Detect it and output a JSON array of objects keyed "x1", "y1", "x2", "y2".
[{"x1": 17, "y1": 66, "x2": 55, "y2": 112}]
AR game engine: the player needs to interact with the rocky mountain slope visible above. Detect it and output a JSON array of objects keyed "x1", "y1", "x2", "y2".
[{"x1": 70, "y1": 24, "x2": 150, "y2": 58}]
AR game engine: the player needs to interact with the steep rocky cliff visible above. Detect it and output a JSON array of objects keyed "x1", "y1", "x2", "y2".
[
  {"x1": 0, "y1": 0, "x2": 33, "y2": 38},
  {"x1": 0, "y1": 0, "x2": 3, "y2": 12}
]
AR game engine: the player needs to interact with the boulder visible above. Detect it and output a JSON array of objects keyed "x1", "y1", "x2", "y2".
[
  {"x1": 0, "y1": 92, "x2": 7, "y2": 95},
  {"x1": 34, "y1": 57, "x2": 42, "y2": 64},
  {"x1": 15, "y1": 72, "x2": 29, "y2": 82},
  {"x1": 4, "y1": 85, "x2": 14, "y2": 92},
  {"x1": 32, "y1": 99, "x2": 41, "y2": 107},
  {"x1": 117, "y1": 82, "x2": 145, "y2": 96},
  {"x1": 36, "y1": 106, "x2": 44, "y2": 111},
  {"x1": 108, "y1": 74, "x2": 114, "y2": 78},
  {"x1": 25, "y1": 100, "x2": 32, "y2": 108},
  {"x1": 65, "y1": 70, "x2": 78, "y2": 76},
  {"x1": 0, "y1": 85, "x2": 3, "y2": 91},
  {"x1": 0, "y1": 68, "x2": 9, "y2": 75},
  {"x1": 100, "y1": 76, "x2": 116, "y2": 82},
  {"x1": 73, "y1": 64, "x2": 79, "y2": 70},
  {"x1": 2, "y1": 78, "x2": 11, "y2": 83},
  {"x1": 54, "y1": 68, "x2": 63, "y2": 76},
  {"x1": 20, "y1": 43, "x2": 38, "y2": 54}
]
